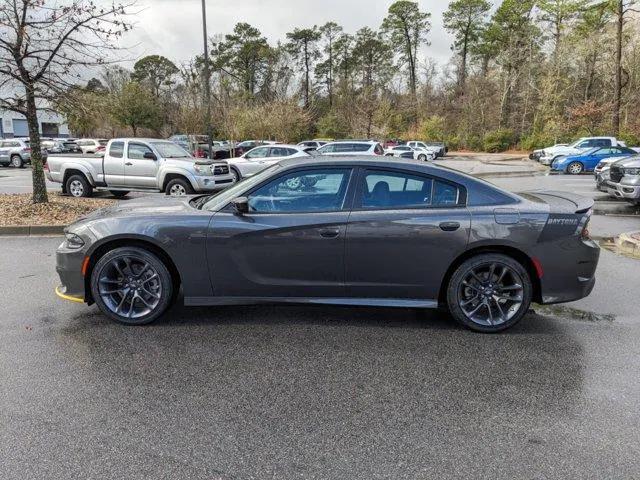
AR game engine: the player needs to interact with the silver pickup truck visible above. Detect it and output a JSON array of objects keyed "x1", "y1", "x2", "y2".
[{"x1": 45, "y1": 138, "x2": 236, "y2": 197}]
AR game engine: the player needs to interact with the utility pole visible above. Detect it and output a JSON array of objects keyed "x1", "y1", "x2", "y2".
[{"x1": 201, "y1": 0, "x2": 214, "y2": 158}]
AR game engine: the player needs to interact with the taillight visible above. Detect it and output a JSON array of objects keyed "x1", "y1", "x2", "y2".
[
  {"x1": 577, "y1": 211, "x2": 592, "y2": 239},
  {"x1": 23, "y1": 147, "x2": 31, "y2": 152},
  {"x1": 195, "y1": 149, "x2": 205, "y2": 158},
  {"x1": 43, "y1": 160, "x2": 49, "y2": 172}
]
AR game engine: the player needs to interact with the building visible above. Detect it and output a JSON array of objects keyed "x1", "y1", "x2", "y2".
[{"x1": 0, "y1": 110, "x2": 70, "y2": 139}]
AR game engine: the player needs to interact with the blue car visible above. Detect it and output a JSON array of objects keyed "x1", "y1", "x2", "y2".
[{"x1": 551, "y1": 146, "x2": 637, "y2": 174}]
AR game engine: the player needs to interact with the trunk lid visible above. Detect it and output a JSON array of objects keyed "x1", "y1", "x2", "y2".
[{"x1": 520, "y1": 190, "x2": 594, "y2": 214}]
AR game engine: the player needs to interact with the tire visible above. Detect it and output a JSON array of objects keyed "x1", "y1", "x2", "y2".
[
  {"x1": 90, "y1": 247, "x2": 173, "y2": 325},
  {"x1": 109, "y1": 190, "x2": 130, "y2": 198},
  {"x1": 418, "y1": 154, "x2": 427, "y2": 161},
  {"x1": 10, "y1": 155, "x2": 23, "y2": 168},
  {"x1": 446, "y1": 253, "x2": 532, "y2": 333},
  {"x1": 65, "y1": 174, "x2": 93, "y2": 198},
  {"x1": 567, "y1": 162, "x2": 584, "y2": 175},
  {"x1": 230, "y1": 168, "x2": 241, "y2": 183},
  {"x1": 165, "y1": 178, "x2": 194, "y2": 196}
]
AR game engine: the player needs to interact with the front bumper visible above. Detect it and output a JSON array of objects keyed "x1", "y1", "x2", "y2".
[
  {"x1": 540, "y1": 156, "x2": 554, "y2": 166},
  {"x1": 194, "y1": 174, "x2": 235, "y2": 192},
  {"x1": 607, "y1": 181, "x2": 640, "y2": 202},
  {"x1": 56, "y1": 242, "x2": 88, "y2": 301}
]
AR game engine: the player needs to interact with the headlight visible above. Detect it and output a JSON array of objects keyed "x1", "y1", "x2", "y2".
[
  {"x1": 623, "y1": 167, "x2": 640, "y2": 175},
  {"x1": 193, "y1": 164, "x2": 213, "y2": 175},
  {"x1": 64, "y1": 232, "x2": 85, "y2": 249}
]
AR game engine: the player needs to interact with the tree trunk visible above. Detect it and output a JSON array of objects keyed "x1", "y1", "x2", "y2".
[
  {"x1": 26, "y1": 87, "x2": 48, "y2": 204},
  {"x1": 613, "y1": 0, "x2": 623, "y2": 136},
  {"x1": 132, "y1": 124, "x2": 138, "y2": 137},
  {"x1": 328, "y1": 38, "x2": 333, "y2": 108},
  {"x1": 304, "y1": 41, "x2": 310, "y2": 109}
]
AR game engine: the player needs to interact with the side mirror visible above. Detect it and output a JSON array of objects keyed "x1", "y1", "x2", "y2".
[
  {"x1": 143, "y1": 151, "x2": 157, "y2": 160},
  {"x1": 231, "y1": 196, "x2": 249, "y2": 215}
]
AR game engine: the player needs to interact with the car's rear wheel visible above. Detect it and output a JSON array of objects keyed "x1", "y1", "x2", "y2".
[
  {"x1": 165, "y1": 178, "x2": 194, "y2": 196},
  {"x1": 567, "y1": 161, "x2": 584, "y2": 174},
  {"x1": 10, "y1": 155, "x2": 23, "y2": 168},
  {"x1": 418, "y1": 154, "x2": 427, "y2": 161},
  {"x1": 91, "y1": 247, "x2": 173, "y2": 325},
  {"x1": 446, "y1": 253, "x2": 532, "y2": 333},
  {"x1": 230, "y1": 167, "x2": 241, "y2": 183},
  {"x1": 66, "y1": 174, "x2": 93, "y2": 198}
]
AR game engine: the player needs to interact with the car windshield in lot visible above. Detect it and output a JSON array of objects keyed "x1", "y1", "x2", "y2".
[{"x1": 151, "y1": 141, "x2": 192, "y2": 158}]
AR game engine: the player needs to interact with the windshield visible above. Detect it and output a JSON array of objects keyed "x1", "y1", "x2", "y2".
[
  {"x1": 568, "y1": 138, "x2": 586, "y2": 148},
  {"x1": 200, "y1": 164, "x2": 281, "y2": 211},
  {"x1": 151, "y1": 141, "x2": 192, "y2": 158}
]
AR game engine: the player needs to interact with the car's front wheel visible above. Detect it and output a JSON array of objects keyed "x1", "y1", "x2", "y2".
[
  {"x1": 446, "y1": 253, "x2": 532, "y2": 333},
  {"x1": 165, "y1": 178, "x2": 194, "y2": 196},
  {"x1": 566, "y1": 161, "x2": 584, "y2": 174},
  {"x1": 91, "y1": 247, "x2": 173, "y2": 325},
  {"x1": 418, "y1": 154, "x2": 427, "y2": 161},
  {"x1": 10, "y1": 155, "x2": 23, "y2": 168}
]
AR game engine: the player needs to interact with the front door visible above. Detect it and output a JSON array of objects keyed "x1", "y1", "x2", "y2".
[
  {"x1": 345, "y1": 168, "x2": 471, "y2": 300},
  {"x1": 125, "y1": 142, "x2": 158, "y2": 188},
  {"x1": 207, "y1": 167, "x2": 355, "y2": 298}
]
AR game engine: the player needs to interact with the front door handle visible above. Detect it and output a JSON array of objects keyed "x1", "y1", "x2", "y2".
[
  {"x1": 319, "y1": 228, "x2": 340, "y2": 238},
  {"x1": 125, "y1": 162, "x2": 133, "y2": 166},
  {"x1": 439, "y1": 221, "x2": 461, "y2": 232}
]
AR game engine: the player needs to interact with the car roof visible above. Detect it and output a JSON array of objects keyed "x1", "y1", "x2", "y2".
[{"x1": 278, "y1": 155, "x2": 442, "y2": 172}]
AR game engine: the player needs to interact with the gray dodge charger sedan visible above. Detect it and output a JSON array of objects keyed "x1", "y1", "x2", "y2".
[{"x1": 56, "y1": 157, "x2": 600, "y2": 332}]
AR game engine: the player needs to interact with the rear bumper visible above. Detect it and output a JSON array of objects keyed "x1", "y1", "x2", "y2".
[{"x1": 534, "y1": 238, "x2": 600, "y2": 305}]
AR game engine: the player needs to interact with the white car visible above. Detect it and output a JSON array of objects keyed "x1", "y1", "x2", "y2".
[
  {"x1": 405, "y1": 141, "x2": 441, "y2": 157},
  {"x1": 384, "y1": 145, "x2": 435, "y2": 161},
  {"x1": 297, "y1": 140, "x2": 328, "y2": 151},
  {"x1": 315, "y1": 141, "x2": 385, "y2": 156},
  {"x1": 75, "y1": 138, "x2": 109, "y2": 154},
  {"x1": 539, "y1": 137, "x2": 626, "y2": 165},
  {"x1": 227, "y1": 144, "x2": 310, "y2": 180},
  {"x1": 594, "y1": 156, "x2": 632, "y2": 191}
]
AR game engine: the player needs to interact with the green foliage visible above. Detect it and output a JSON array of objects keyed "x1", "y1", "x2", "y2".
[
  {"x1": 131, "y1": 55, "x2": 179, "y2": 97},
  {"x1": 483, "y1": 129, "x2": 516, "y2": 152},
  {"x1": 316, "y1": 110, "x2": 348, "y2": 138},
  {"x1": 618, "y1": 131, "x2": 640, "y2": 147},
  {"x1": 111, "y1": 82, "x2": 163, "y2": 136},
  {"x1": 417, "y1": 115, "x2": 446, "y2": 140}
]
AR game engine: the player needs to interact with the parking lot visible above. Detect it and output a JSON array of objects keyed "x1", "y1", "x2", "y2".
[
  {"x1": 2, "y1": 156, "x2": 640, "y2": 479},
  {"x1": 2, "y1": 232, "x2": 640, "y2": 479}
]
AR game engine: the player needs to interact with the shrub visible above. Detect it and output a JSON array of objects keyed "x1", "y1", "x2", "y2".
[{"x1": 483, "y1": 129, "x2": 516, "y2": 152}]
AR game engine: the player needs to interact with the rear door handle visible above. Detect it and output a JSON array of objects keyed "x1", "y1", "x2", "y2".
[
  {"x1": 439, "y1": 221, "x2": 461, "y2": 232},
  {"x1": 125, "y1": 162, "x2": 133, "y2": 166},
  {"x1": 319, "y1": 228, "x2": 340, "y2": 238}
]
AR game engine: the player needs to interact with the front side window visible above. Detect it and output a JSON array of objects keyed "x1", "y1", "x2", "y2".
[
  {"x1": 269, "y1": 147, "x2": 294, "y2": 157},
  {"x1": 128, "y1": 142, "x2": 154, "y2": 160},
  {"x1": 245, "y1": 146, "x2": 269, "y2": 159},
  {"x1": 317, "y1": 144, "x2": 335, "y2": 154},
  {"x1": 351, "y1": 143, "x2": 371, "y2": 152},
  {"x1": 247, "y1": 168, "x2": 352, "y2": 213},
  {"x1": 109, "y1": 141, "x2": 124, "y2": 158},
  {"x1": 359, "y1": 170, "x2": 461, "y2": 209}
]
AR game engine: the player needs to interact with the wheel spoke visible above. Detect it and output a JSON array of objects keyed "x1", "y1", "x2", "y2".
[
  {"x1": 115, "y1": 289, "x2": 130, "y2": 313},
  {"x1": 141, "y1": 286, "x2": 160, "y2": 299},
  {"x1": 470, "y1": 270, "x2": 485, "y2": 284},
  {"x1": 141, "y1": 274, "x2": 159, "y2": 285},
  {"x1": 498, "y1": 284, "x2": 522, "y2": 292},
  {"x1": 493, "y1": 298, "x2": 506, "y2": 321},
  {"x1": 488, "y1": 263, "x2": 496, "y2": 282},
  {"x1": 462, "y1": 281, "x2": 481, "y2": 292},
  {"x1": 495, "y1": 266, "x2": 507, "y2": 285},
  {"x1": 461, "y1": 295, "x2": 480, "y2": 307}
]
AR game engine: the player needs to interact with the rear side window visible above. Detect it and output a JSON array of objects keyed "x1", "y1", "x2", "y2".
[
  {"x1": 351, "y1": 143, "x2": 371, "y2": 152},
  {"x1": 109, "y1": 141, "x2": 124, "y2": 158}
]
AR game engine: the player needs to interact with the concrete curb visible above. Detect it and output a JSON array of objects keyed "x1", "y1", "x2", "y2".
[{"x1": 0, "y1": 225, "x2": 65, "y2": 236}]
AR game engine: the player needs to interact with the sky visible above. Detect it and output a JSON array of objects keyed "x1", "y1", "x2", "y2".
[{"x1": 118, "y1": 0, "x2": 474, "y2": 70}]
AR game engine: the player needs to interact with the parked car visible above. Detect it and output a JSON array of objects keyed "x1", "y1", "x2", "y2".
[
  {"x1": 606, "y1": 156, "x2": 640, "y2": 205},
  {"x1": 594, "y1": 156, "x2": 632, "y2": 191},
  {"x1": 227, "y1": 144, "x2": 310, "y2": 181},
  {"x1": 425, "y1": 141, "x2": 448, "y2": 157},
  {"x1": 232, "y1": 140, "x2": 272, "y2": 157},
  {"x1": 297, "y1": 140, "x2": 327, "y2": 152},
  {"x1": 405, "y1": 141, "x2": 441, "y2": 158},
  {"x1": 45, "y1": 138, "x2": 235, "y2": 197},
  {"x1": 75, "y1": 138, "x2": 109, "y2": 155},
  {"x1": 42, "y1": 140, "x2": 66, "y2": 154},
  {"x1": 55, "y1": 156, "x2": 600, "y2": 333},
  {"x1": 384, "y1": 145, "x2": 435, "y2": 161},
  {"x1": 530, "y1": 144, "x2": 567, "y2": 161},
  {"x1": 550, "y1": 146, "x2": 637, "y2": 174},
  {"x1": 61, "y1": 139, "x2": 81, "y2": 153},
  {"x1": 316, "y1": 141, "x2": 385, "y2": 156},
  {"x1": 539, "y1": 137, "x2": 626, "y2": 165},
  {"x1": 0, "y1": 138, "x2": 33, "y2": 167}
]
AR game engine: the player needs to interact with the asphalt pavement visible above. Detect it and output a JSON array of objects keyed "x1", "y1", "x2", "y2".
[{"x1": 1, "y1": 233, "x2": 640, "y2": 479}]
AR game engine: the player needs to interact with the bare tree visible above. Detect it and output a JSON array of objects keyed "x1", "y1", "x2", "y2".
[
  {"x1": 0, "y1": 0, "x2": 134, "y2": 203},
  {"x1": 611, "y1": 0, "x2": 638, "y2": 136}
]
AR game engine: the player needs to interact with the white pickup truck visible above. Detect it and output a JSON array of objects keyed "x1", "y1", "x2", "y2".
[
  {"x1": 538, "y1": 137, "x2": 628, "y2": 165},
  {"x1": 45, "y1": 138, "x2": 236, "y2": 197}
]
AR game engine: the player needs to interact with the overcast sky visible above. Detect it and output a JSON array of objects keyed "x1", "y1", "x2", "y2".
[{"x1": 118, "y1": 0, "x2": 481, "y2": 70}]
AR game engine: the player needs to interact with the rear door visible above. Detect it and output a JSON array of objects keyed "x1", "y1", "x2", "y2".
[
  {"x1": 103, "y1": 141, "x2": 125, "y2": 186},
  {"x1": 207, "y1": 167, "x2": 355, "y2": 298},
  {"x1": 125, "y1": 141, "x2": 158, "y2": 188},
  {"x1": 345, "y1": 168, "x2": 471, "y2": 301}
]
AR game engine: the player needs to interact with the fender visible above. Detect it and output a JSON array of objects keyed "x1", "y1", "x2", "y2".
[
  {"x1": 157, "y1": 167, "x2": 200, "y2": 190},
  {"x1": 61, "y1": 162, "x2": 98, "y2": 186}
]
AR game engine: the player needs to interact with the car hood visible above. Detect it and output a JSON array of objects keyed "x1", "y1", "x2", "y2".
[
  {"x1": 544, "y1": 146, "x2": 579, "y2": 156},
  {"x1": 70, "y1": 196, "x2": 201, "y2": 229},
  {"x1": 612, "y1": 155, "x2": 640, "y2": 168}
]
